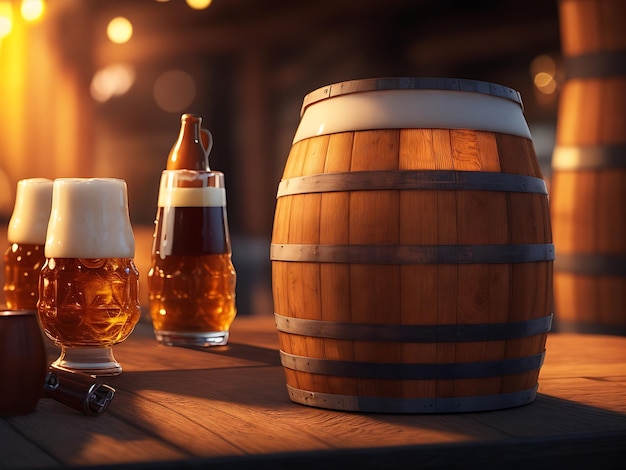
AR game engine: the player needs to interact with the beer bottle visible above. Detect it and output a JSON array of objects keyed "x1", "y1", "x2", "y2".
[
  {"x1": 149, "y1": 114, "x2": 237, "y2": 348},
  {"x1": 166, "y1": 113, "x2": 212, "y2": 171}
]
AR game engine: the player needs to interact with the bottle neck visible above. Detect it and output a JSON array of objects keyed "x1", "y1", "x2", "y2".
[{"x1": 167, "y1": 115, "x2": 209, "y2": 170}]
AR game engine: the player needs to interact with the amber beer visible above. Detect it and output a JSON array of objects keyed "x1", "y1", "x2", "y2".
[
  {"x1": 38, "y1": 257, "x2": 140, "y2": 347},
  {"x1": 148, "y1": 170, "x2": 236, "y2": 347},
  {"x1": 3, "y1": 178, "x2": 53, "y2": 310},
  {"x1": 38, "y1": 178, "x2": 140, "y2": 376}
]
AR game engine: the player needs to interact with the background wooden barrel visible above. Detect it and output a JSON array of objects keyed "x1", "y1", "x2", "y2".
[
  {"x1": 271, "y1": 78, "x2": 553, "y2": 413},
  {"x1": 551, "y1": 0, "x2": 626, "y2": 335}
]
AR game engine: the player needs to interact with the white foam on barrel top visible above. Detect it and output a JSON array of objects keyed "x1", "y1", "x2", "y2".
[
  {"x1": 45, "y1": 178, "x2": 135, "y2": 259},
  {"x1": 7, "y1": 178, "x2": 54, "y2": 245},
  {"x1": 293, "y1": 88, "x2": 532, "y2": 143}
]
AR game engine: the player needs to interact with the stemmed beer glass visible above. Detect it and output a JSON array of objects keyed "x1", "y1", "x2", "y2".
[{"x1": 37, "y1": 178, "x2": 141, "y2": 376}]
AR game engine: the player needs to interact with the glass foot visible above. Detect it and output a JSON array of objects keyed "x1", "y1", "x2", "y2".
[
  {"x1": 154, "y1": 330, "x2": 229, "y2": 347},
  {"x1": 52, "y1": 347, "x2": 122, "y2": 376}
]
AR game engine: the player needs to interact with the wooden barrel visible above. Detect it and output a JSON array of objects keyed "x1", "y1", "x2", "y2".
[
  {"x1": 271, "y1": 77, "x2": 553, "y2": 413},
  {"x1": 551, "y1": 0, "x2": 626, "y2": 335}
]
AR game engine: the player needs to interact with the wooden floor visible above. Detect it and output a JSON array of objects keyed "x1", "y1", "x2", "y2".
[{"x1": 1, "y1": 314, "x2": 625, "y2": 470}]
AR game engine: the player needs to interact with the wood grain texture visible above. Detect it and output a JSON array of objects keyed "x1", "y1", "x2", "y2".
[
  {"x1": 319, "y1": 133, "x2": 355, "y2": 394},
  {"x1": 398, "y1": 129, "x2": 438, "y2": 399},
  {"x1": 271, "y1": 123, "x2": 552, "y2": 409},
  {"x1": 1, "y1": 317, "x2": 625, "y2": 469}
]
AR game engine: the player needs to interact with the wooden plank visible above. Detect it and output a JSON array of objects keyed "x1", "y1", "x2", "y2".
[
  {"x1": 5, "y1": 398, "x2": 188, "y2": 467},
  {"x1": 43, "y1": 321, "x2": 278, "y2": 373},
  {"x1": 349, "y1": 130, "x2": 402, "y2": 399},
  {"x1": 461, "y1": 391, "x2": 626, "y2": 437},
  {"x1": 295, "y1": 135, "x2": 327, "y2": 392},
  {"x1": 111, "y1": 366, "x2": 502, "y2": 451},
  {"x1": 281, "y1": 139, "x2": 308, "y2": 179},
  {"x1": 319, "y1": 132, "x2": 355, "y2": 395},
  {"x1": 110, "y1": 367, "x2": 335, "y2": 455},
  {"x1": 398, "y1": 128, "x2": 438, "y2": 399},
  {"x1": 274, "y1": 137, "x2": 308, "y2": 390},
  {"x1": 271, "y1": 204, "x2": 293, "y2": 362},
  {"x1": 538, "y1": 377, "x2": 626, "y2": 414},
  {"x1": 451, "y1": 129, "x2": 496, "y2": 398},
  {"x1": 541, "y1": 332, "x2": 626, "y2": 379},
  {"x1": 122, "y1": 432, "x2": 626, "y2": 470},
  {"x1": 432, "y1": 129, "x2": 458, "y2": 398},
  {"x1": 496, "y1": 134, "x2": 550, "y2": 393},
  {"x1": 3, "y1": 316, "x2": 626, "y2": 469},
  {"x1": 483, "y1": 135, "x2": 509, "y2": 397},
  {"x1": 0, "y1": 419, "x2": 60, "y2": 468}
]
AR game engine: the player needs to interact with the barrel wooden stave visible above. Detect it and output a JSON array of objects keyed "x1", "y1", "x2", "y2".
[{"x1": 272, "y1": 127, "x2": 552, "y2": 410}]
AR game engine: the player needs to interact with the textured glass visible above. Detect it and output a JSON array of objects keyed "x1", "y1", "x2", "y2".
[
  {"x1": 148, "y1": 252, "x2": 236, "y2": 333},
  {"x1": 38, "y1": 258, "x2": 141, "y2": 348},
  {"x1": 3, "y1": 243, "x2": 45, "y2": 310}
]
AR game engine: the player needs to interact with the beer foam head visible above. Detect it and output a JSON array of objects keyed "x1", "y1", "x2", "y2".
[
  {"x1": 7, "y1": 178, "x2": 54, "y2": 244},
  {"x1": 45, "y1": 178, "x2": 135, "y2": 258},
  {"x1": 157, "y1": 170, "x2": 226, "y2": 207}
]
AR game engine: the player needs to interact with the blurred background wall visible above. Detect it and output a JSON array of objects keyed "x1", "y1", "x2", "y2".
[{"x1": 0, "y1": 0, "x2": 563, "y2": 317}]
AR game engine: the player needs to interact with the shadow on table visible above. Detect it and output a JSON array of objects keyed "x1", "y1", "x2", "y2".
[
  {"x1": 24, "y1": 383, "x2": 626, "y2": 470},
  {"x1": 180, "y1": 340, "x2": 281, "y2": 366},
  {"x1": 6, "y1": 338, "x2": 625, "y2": 470}
]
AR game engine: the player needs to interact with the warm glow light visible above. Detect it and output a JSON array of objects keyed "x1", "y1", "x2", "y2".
[
  {"x1": 107, "y1": 16, "x2": 133, "y2": 44},
  {"x1": 534, "y1": 72, "x2": 557, "y2": 94},
  {"x1": 0, "y1": 2, "x2": 13, "y2": 39},
  {"x1": 0, "y1": 168, "x2": 11, "y2": 215},
  {"x1": 530, "y1": 54, "x2": 558, "y2": 95},
  {"x1": 21, "y1": 0, "x2": 45, "y2": 22},
  {"x1": 530, "y1": 54, "x2": 557, "y2": 77},
  {"x1": 90, "y1": 64, "x2": 136, "y2": 102},
  {"x1": 153, "y1": 70, "x2": 196, "y2": 112},
  {"x1": 534, "y1": 72, "x2": 553, "y2": 88},
  {"x1": 186, "y1": 0, "x2": 213, "y2": 10}
]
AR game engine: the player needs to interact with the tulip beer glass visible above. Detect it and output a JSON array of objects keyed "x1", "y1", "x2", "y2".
[
  {"x1": 148, "y1": 169, "x2": 236, "y2": 347},
  {"x1": 37, "y1": 178, "x2": 141, "y2": 376},
  {"x1": 3, "y1": 178, "x2": 53, "y2": 310}
]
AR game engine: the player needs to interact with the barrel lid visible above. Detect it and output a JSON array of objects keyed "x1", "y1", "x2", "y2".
[{"x1": 300, "y1": 77, "x2": 524, "y2": 117}]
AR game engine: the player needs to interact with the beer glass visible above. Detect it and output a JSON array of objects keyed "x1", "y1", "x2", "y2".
[
  {"x1": 3, "y1": 178, "x2": 53, "y2": 310},
  {"x1": 148, "y1": 169, "x2": 236, "y2": 347},
  {"x1": 37, "y1": 178, "x2": 141, "y2": 376}
]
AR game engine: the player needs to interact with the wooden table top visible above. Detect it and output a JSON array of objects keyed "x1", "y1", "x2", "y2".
[{"x1": 1, "y1": 314, "x2": 625, "y2": 470}]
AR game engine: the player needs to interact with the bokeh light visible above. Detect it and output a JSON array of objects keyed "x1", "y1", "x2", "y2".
[
  {"x1": 0, "y1": 1, "x2": 13, "y2": 39},
  {"x1": 90, "y1": 64, "x2": 136, "y2": 102},
  {"x1": 530, "y1": 54, "x2": 558, "y2": 95},
  {"x1": 153, "y1": 70, "x2": 196, "y2": 112},
  {"x1": 107, "y1": 16, "x2": 133, "y2": 44},
  {"x1": 21, "y1": 0, "x2": 45, "y2": 22},
  {"x1": 186, "y1": 0, "x2": 213, "y2": 10},
  {"x1": 534, "y1": 72, "x2": 557, "y2": 94}
]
